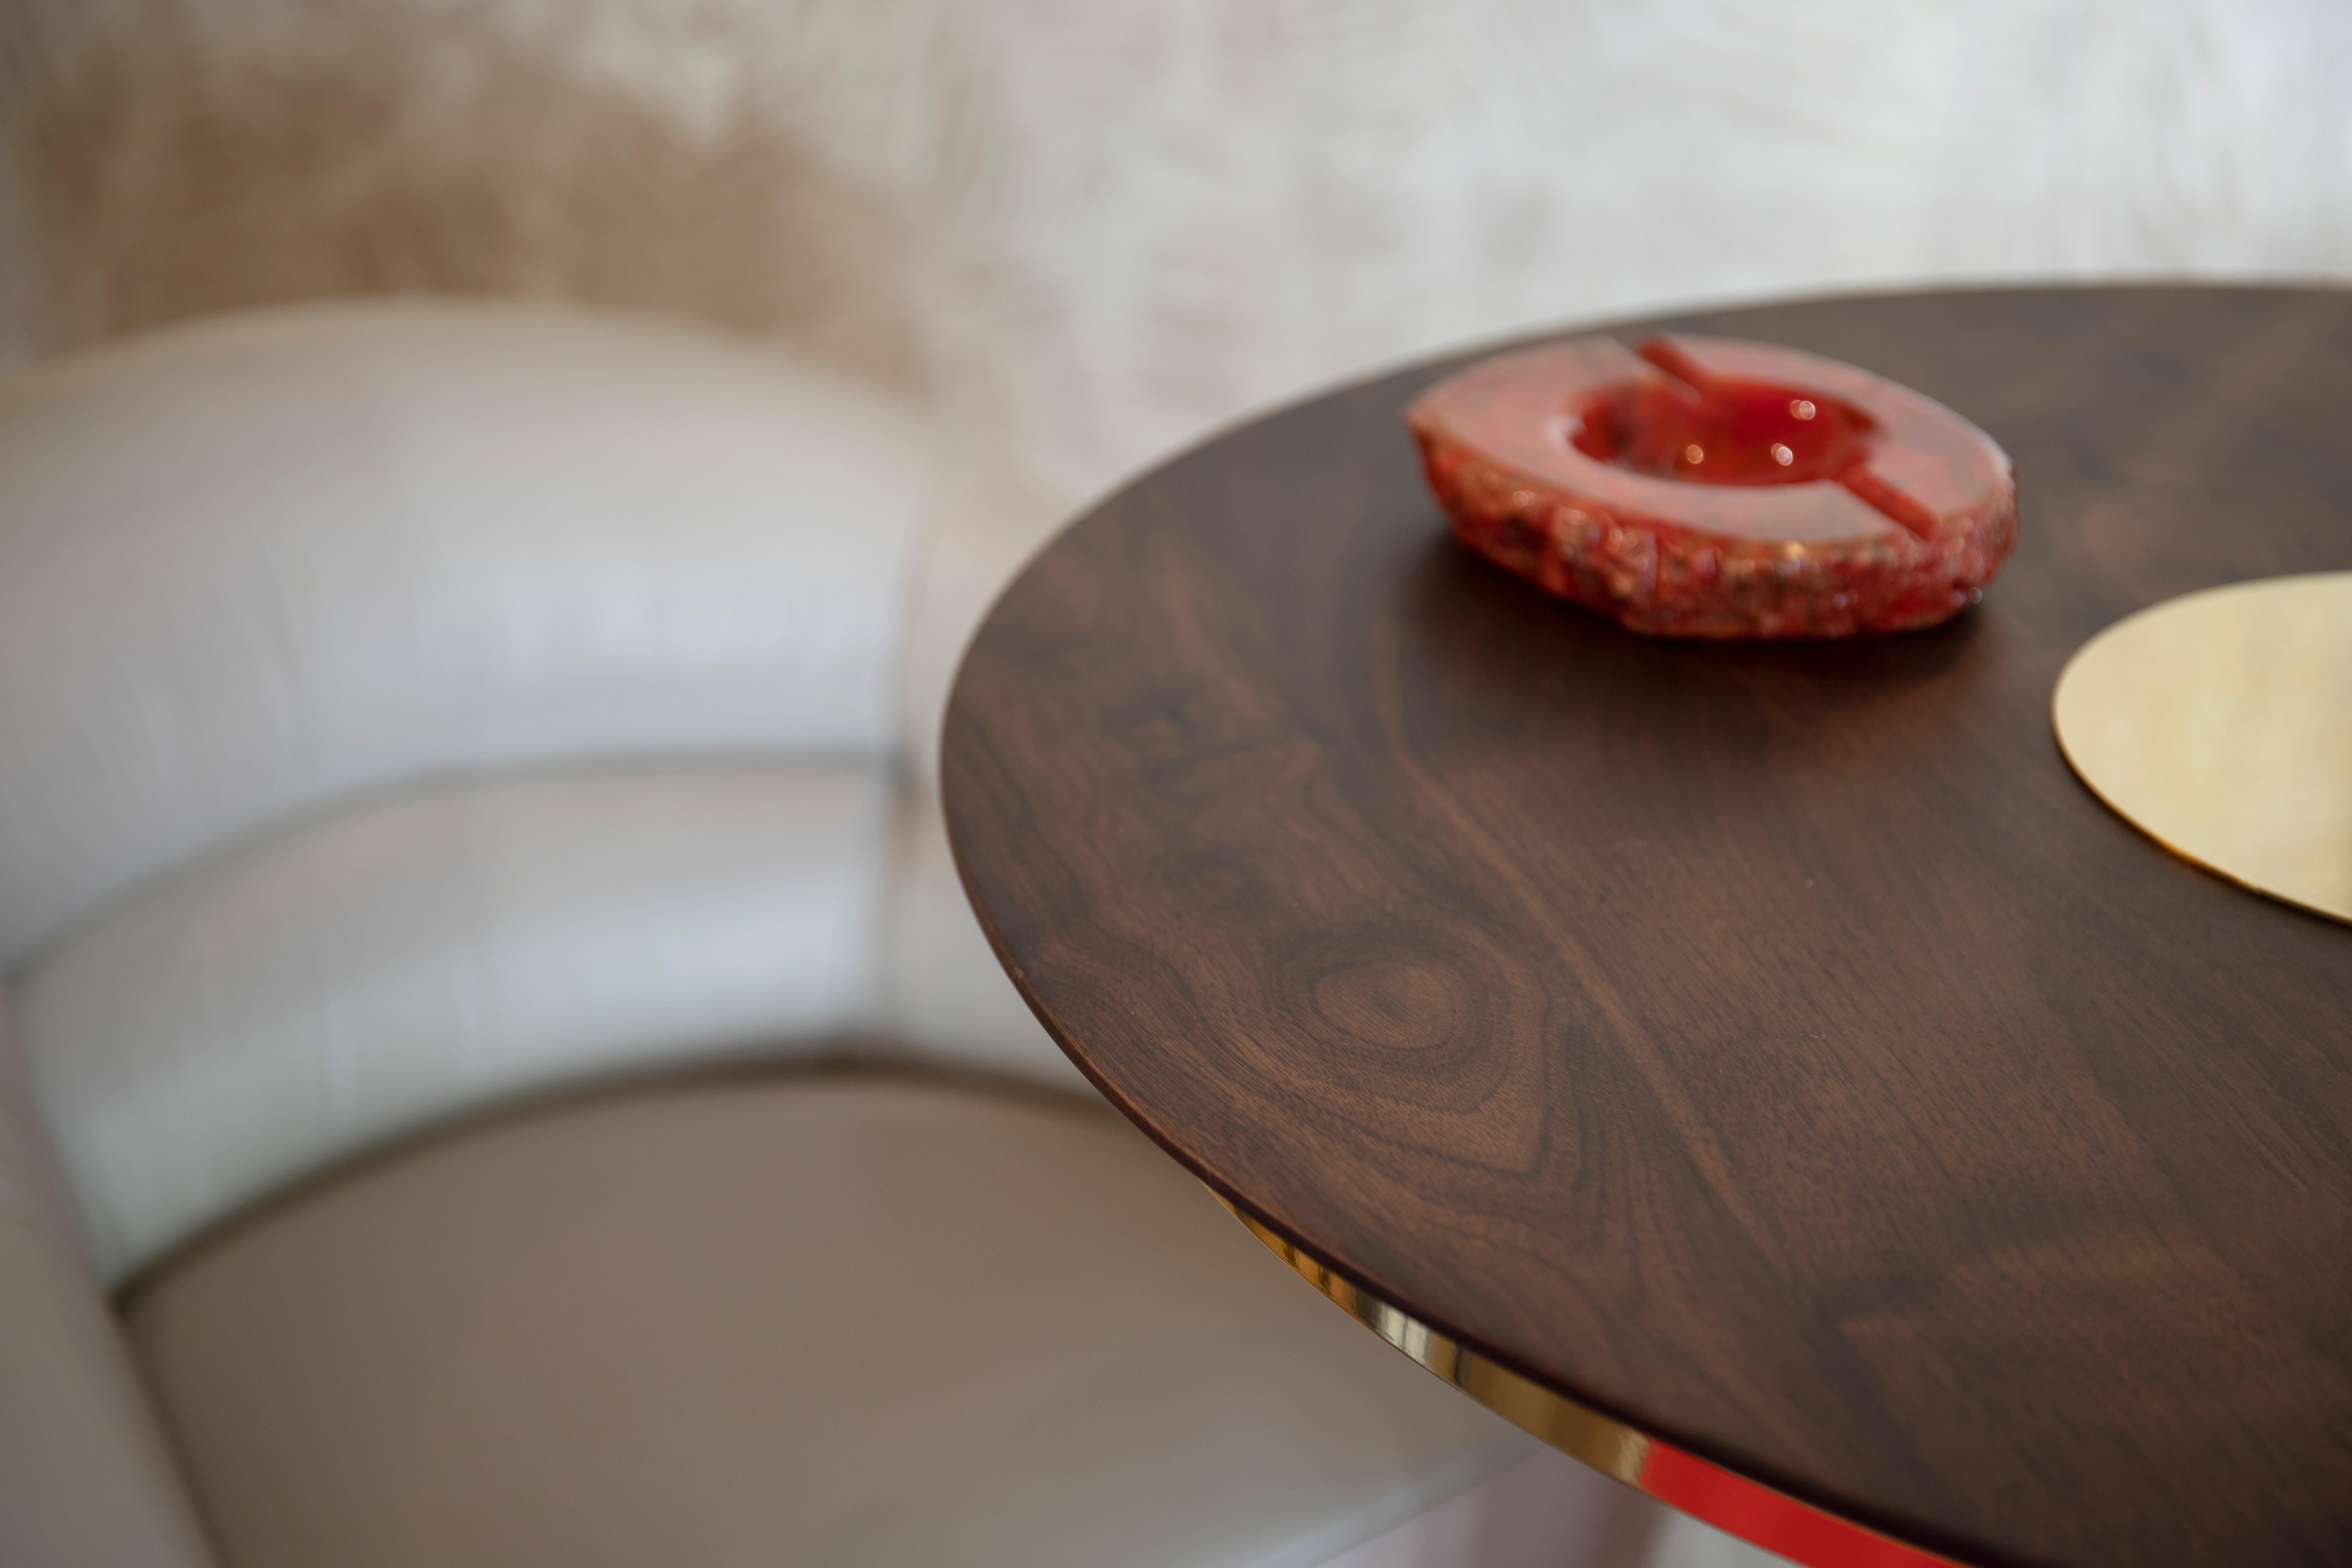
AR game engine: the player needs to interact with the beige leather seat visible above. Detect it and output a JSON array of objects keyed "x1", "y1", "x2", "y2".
[
  {"x1": 128, "y1": 1075, "x2": 1521, "y2": 1568},
  {"x1": 0, "y1": 303, "x2": 1578, "y2": 1568}
]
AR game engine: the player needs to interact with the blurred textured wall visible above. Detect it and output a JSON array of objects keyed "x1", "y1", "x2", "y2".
[
  {"x1": 0, "y1": 0, "x2": 922, "y2": 389},
  {"x1": 4, "y1": 0, "x2": 2349, "y2": 503}
]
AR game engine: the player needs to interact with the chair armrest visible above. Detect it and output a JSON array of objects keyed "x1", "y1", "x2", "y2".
[{"x1": 0, "y1": 1011, "x2": 216, "y2": 1567}]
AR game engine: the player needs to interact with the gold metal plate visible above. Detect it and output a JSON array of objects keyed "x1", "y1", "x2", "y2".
[{"x1": 2053, "y1": 573, "x2": 2352, "y2": 926}]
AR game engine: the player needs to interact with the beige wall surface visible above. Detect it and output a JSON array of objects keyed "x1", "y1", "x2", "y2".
[{"x1": 5, "y1": 0, "x2": 2348, "y2": 507}]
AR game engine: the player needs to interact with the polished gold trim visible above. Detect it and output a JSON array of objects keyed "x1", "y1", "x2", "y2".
[
  {"x1": 1221, "y1": 1197, "x2": 1968, "y2": 1568},
  {"x1": 2053, "y1": 572, "x2": 2352, "y2": 926},
  {"x1": 1221, "y1": 1202, "x2": 1650, "y2": 1486}
]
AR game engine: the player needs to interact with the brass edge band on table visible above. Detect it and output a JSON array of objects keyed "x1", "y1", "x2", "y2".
[{"x1": 1217, "y1": 1199, "x2": 1969, "y2": 1568}]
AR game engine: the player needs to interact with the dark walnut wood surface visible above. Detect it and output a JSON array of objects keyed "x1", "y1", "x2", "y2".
[{"x1": 942, "y1": 288, "x2": 2352, "y2": 1568}]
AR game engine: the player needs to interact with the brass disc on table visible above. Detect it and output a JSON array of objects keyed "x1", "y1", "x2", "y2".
[{"x1": 2053, "y1": 572, "x2": 2352, "y2": 925}]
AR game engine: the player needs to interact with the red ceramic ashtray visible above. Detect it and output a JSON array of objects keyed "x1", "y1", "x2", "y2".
[{"x1": 1406, "y1": 335, "x2": 2018, "y2": 637}]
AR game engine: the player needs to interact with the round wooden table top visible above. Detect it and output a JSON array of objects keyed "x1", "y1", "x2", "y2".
[{"x1": 941, "y1": 287, "x2": 2352, "y2": 1568}]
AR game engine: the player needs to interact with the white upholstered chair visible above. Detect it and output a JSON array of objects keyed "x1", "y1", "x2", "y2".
[{"x1": 0, "y1": 300, "x2": 1677, "y2": 1568}]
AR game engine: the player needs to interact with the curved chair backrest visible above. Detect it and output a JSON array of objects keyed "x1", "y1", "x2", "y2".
[
  {"x1": 0, "y1": 303, "x2": 942, "y2": 1279},
  {"x1": 0, "y1": 303, "x2": 926, "y2": 967}
]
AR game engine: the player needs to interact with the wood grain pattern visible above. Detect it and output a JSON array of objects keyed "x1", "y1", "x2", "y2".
[{"x1": 942, "y1": 288, "x2": 2352, "y2": 1568}]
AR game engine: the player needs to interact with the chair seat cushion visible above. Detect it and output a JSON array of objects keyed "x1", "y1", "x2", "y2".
[{"x1": 124, "y1": 1073, "x2": 1531, "y2": 1568}]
